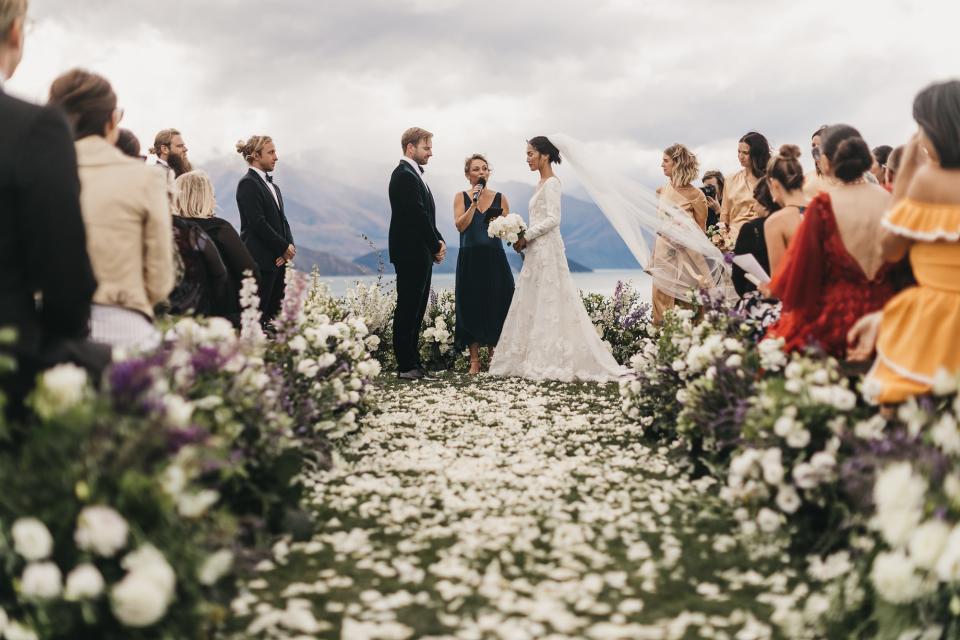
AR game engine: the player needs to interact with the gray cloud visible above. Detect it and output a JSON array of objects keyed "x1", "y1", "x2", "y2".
[{"x1": 9, "y1": 0, "x2": 960, "y2": 196}]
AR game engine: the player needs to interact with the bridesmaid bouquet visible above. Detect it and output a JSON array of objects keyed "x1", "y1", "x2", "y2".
[
  {"x1": 487, "y1": 213, "x2": 527, "y2": 244},
  {"x1": 707, "y1": 222, "x2": 735, "y2": 253}
]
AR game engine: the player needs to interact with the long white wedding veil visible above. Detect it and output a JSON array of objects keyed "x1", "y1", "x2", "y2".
[{"x1": 548, "y1": 133, "x2": 730, "y2": 301}]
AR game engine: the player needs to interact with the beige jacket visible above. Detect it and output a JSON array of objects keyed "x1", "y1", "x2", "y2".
[{"x1": 76, "y1": 136, "x2": 174, "y2": 319}]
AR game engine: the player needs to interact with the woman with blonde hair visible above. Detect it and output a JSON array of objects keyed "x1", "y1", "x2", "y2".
[
  {"x1": 453, "y1": 153, "x2": 514, "y2": 374},
  {"x1": 173, "y1": 171, "x2": 258, "y2": 326},
  {"x1": 652, "y1": 143, "x2": 709, "y2": 323}
]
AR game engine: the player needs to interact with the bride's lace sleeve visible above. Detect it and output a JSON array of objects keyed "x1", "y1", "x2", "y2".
[{"x1": 525, "y1": 178, "x2": 561, "y2": 242}]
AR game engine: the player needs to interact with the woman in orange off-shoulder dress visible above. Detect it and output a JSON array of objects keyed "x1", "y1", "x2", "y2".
[
  {"x1": 862, "y1": 81, "x2": 960, "y2": 403},
  {"x1": 766, "y1": 124, "x2": 898, "y2": 358}
]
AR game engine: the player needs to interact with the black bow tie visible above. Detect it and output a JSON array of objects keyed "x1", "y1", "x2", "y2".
[
  {"x1": 417, "y1": 165, "x2": 424, "y2": 174},
  {"x1": 265, "y1": 173, "x2": 273, "y2": 183}
]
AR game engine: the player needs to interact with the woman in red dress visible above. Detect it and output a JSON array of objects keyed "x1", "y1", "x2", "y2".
[{"x1": 767, "y1": 125, "x2": 898, "y2": 358}]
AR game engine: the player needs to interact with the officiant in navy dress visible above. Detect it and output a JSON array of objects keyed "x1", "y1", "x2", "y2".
[{"x1": 453, "y1": 154, "x2": 515, "y2": 375}]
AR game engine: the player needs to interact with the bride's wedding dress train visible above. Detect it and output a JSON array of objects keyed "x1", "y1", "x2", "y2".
[{"x1": 488, "y1": 176, "x2": 625, "y2": 382}]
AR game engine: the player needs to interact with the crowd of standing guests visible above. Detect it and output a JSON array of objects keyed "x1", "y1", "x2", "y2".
[{"x1": 0, "y1": 0, "x2": 295, "y2": 411}]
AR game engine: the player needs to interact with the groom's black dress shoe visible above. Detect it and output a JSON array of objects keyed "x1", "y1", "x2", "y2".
[
  {"x1": 416, "y1": 368, "x2": 438, "y2": 381},
  {"x1": 397, "y1": 369, "x2": 423, "y2": 381}
]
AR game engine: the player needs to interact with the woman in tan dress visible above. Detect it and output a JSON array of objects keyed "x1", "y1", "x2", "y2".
[
  {"x1": 720, "y1": 131, "x2": 771, "y2": 242},
  {"x1": 652, "y1": 144, "x2": 709, "y2": 324}
]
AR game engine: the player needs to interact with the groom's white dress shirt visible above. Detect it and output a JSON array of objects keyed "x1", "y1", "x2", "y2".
[
  {"x1": 250, "y1": 166, "x2": 281, "y2": 209},
  {"x1": 400, "y1": 157, "x2": 430, "y2": 192}
]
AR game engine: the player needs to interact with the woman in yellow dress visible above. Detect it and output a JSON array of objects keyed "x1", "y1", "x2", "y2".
[{"x1": 861, "y1": 80, "x2": 960, "y2": 403}]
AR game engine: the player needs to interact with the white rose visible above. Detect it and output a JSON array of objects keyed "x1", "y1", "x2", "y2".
[
  {"x1": 773, "y1": 416, "x2": 794, "y2": 438},
  {"x1": 316, "y1": 353, "x2": 337, "y2": 369},
  {"x1": 4, "y1": 622, "x2": 38, "y2": 640},
  {"x1": 757, "y1": 508, "x2": 781, "y2": 533},
  {"x1": 21, "y1": 562, "x2": 62, "y2": 600},
  {"x1": 909, "y1": 520, "x2": 951, "y2": 571},
  {"x1": 725, "y1": 354, "x2": 742, "y2": 368},
  {"x1": 786, "y1": 427, "x2": 811, "y2": 449},
  {"x1": 871, "y1": 550, "x2": 930, "y2": 604},
  {"x1": 34, "y1": 363, "x2": 88, "y2": 418},
  {"x1": 296, "y1": 358, "x2": 319, "y2": 378},
  {"x1": 121, "y1": 545, "x2": 176, "y2": 600},
  {"x1": 810, "y1": 369, "x2": 830, "y2": 386},
  {"x1": 176, "y1": 490, "x2": 220, "y2": 519},
  {"x1": 11, "y1": 518, "x2": 53, "y2": 561},
  {"x1": 64, "y1": 563, "x2": 105, "y2": 601},
  {"x1": 75, "y1": 506, "x2": 129, "y2": 557},
  {"x1": 932, "y1": 368, "x2": 959, "y2": 396},
  {"x1": 935, "y1": 524, "x2": 960, "y2": 582},
  {"x1": 792, "y1": 463, "x2": 819, "y2": 490},
  {"x1": 164, "y1": 395, "x2": 194, "y2": 428},
  {"x1": 810, "y1": 451, "x2": 836, "y2": 474},
  {"x1": 111, "y1": 573, "x2": 171, "y2": 627},
  {"x1": 931, "y1": 414, "x2": 960, "y2": 455},
  {"x1": 874, "y1": 463, "x2": 927, "y2": 517},
  {"x1": 776, "y1": 485, "x2": 801, "y2": 514},
  {"x1": 198, "y1": 549, "x2": 234, "y2": 586},
  {"x1": 288, "y1": 335, "x2": 308, "y2": 352}
]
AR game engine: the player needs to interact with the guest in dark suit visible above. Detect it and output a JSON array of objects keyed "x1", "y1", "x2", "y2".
[
  {"x1": 388, "y1": 127, "x2": 446, "y2": 380},
  {"x1": 235, "y1": 135, "x2": 295, "y2": 323},
  {"x1": 0, "y1": 2, "x2": 105, "y2": 411}
]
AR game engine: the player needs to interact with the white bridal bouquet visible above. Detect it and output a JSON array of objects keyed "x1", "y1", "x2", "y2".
[{"x1": 487, "y1": 213, "x2": 527, "y2": 244}]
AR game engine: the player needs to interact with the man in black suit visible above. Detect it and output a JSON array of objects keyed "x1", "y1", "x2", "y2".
[
  {"x1": 235, "y1": 135, "x2": 295, "y2": 323},
  {"x1": 388, "y1": 127, "x2": 446, "y2": 380},
  {"x1": 0, "y1": 0, "x2": 104, "y2": 411}
]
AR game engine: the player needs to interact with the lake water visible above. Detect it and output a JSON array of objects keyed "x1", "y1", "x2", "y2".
[{"x1": 320, "y1": 269, "x2": 653, "y2": 302}]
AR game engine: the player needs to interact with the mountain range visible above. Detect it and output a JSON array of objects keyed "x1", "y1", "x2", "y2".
[{"x1": 204, "y1": 159, "x2": 641, "y2": 275}]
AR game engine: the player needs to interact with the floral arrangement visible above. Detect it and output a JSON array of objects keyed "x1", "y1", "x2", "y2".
[
  {"x1": 419, "y1": 289, "x2": 457, "y2": 370},
  {"x1": 580, "y1": 281, "x2": 654, "y2": 365},
  {"x1": 706, "y1": 221, "x2": 735, "y2": 253},
  {"x1": 487, "y1": 213, "x2": 527, "y2": 244}
]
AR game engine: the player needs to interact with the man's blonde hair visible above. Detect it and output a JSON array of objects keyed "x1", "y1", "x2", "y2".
[
  {"x1": 0, "y1": 0, "x2": 26, "y2": 39},
  {"x1": 174, "y1": 170, "x2": 216, "y2": 219},
  {"x1": 149, "y1": 128, "x2": 180, "y2": 155},
  {"x1": 236, "y1": 135, "x2": 273, "y2": 164},
  {"x1": 401, "y1": 127, "x2": 432, "y2": 152},
  {"x1": 664, "y1": 143, "x2": 700, "y2": 188}
]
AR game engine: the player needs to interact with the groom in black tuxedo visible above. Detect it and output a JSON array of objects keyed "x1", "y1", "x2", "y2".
[{"x1": 388, "y1": 127, "x2": 446, "y2": 380}]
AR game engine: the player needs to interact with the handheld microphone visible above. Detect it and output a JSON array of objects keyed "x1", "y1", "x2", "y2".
[{"x1": 473, "y1": 177, "x2": 487, "y2": 203}]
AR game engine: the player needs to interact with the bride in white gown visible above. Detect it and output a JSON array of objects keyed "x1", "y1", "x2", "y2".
[{"x1": 488, "y1": 137, "x2": 626, "y2": 382}]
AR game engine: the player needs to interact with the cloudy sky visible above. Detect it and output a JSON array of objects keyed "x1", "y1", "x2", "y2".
[{"x1": 8, "y1": 0, "x2": 960, "y2": 196}]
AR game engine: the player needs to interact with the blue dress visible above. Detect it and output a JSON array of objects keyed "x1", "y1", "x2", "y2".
[{"x1": 455, "y1": 192, "x2": 515, "y2": 348}]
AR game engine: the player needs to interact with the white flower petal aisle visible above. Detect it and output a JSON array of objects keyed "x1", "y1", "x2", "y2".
[{"x1": 226, "y1": 375, "x2": 796, "y2": 639}]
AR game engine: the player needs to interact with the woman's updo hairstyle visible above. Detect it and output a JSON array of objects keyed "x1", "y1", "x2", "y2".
[
  {"x1": 765, "y1": 144, "x2": 804, "y2": 192},
  {"x1": 739, "y1": 131, "x2": 771, "y2": 178},
  {"x1": 528, "y1": 136, "x2": 562, "y2": 165},
  {"x1": 48, "y1": 69, "x2": 117, "y2": 141},
  {"x1": 913, "y1": 79, "x2": 960, "y2": 168},
  {"x1": 821, "y1": 124, "x2": 872, "y2": 183}
]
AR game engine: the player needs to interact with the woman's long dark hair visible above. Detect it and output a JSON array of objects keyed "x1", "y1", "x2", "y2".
[
  {"x1": 913, "y1": 79, "x2": 960, "y2": 168},
  {"x1": 739, "y1": 131, "x2": 771, "y2": 178}
]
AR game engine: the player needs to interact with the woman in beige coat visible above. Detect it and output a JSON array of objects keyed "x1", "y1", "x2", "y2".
[{"x1": 49, "y1": 69, "x2": 174, "y2": 350}]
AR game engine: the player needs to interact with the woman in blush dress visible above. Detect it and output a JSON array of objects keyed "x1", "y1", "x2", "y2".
[
  {"x1": 652, "y1": 143, "x2": 709, "y2": 324},
  {"x1": 453, "y1": 154, "x2": 515, "y2": 375},
  {"x1": 720, "y1": 131, "x2": 770, "y2": 242},
  {"x1": 767, "y1": 124, "x2": 898, "y2": 358}
]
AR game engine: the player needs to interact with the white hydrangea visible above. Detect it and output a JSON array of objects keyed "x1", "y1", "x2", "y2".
[
  {"x1": 871, "y1": 550, "x2": 931, "y2": 604},
  {"x1": 112, "y1": 545, "x2": 177, "y2": 627},
  {"x1": 64, "y1": 563, "x2": 106, "y2": 601},
  {"x1": 33, "y1": 363, "x2": 88, "y2": 418},
  {"x1": 75, "y1": 506, "x2": 129, "y2": 557},
  {"x1": 909, "y1": 520, "x2": 951, "y2": 571},
  {"x1": 21, "y1": 562, "x2": 63, "y2": 600},
  {"x1": 11, "y1": 518, "x2": 53, "y2": 562}
]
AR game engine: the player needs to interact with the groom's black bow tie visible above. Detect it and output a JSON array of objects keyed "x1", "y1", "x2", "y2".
[
  {"x1": 417, "y1": 165, "x2": 424, "y2": 174},
  {"x1": 265, "y1": 173, "x2": 274, "y2": 183}
]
